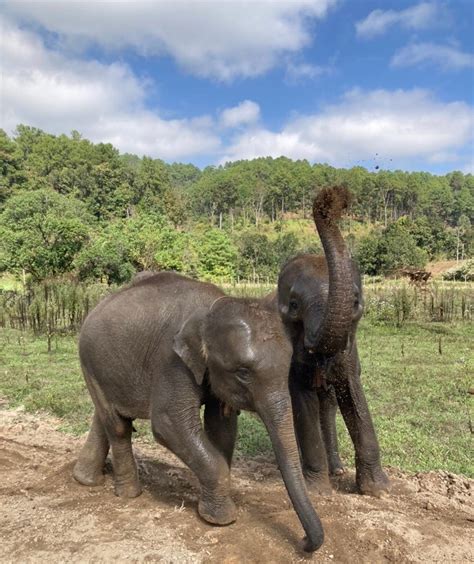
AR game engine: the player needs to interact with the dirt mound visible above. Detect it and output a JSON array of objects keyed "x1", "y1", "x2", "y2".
[
  {"x1": 1, "y1": 405, "x2": 473, "y2": 563},
  {"x1": 426, "y1": 260, "x2": 465, "y2": 278}
]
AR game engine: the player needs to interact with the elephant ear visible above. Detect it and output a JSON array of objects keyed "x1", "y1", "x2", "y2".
[{"x1": 173, "y1": 309, "x2": 208, "y2": 385}]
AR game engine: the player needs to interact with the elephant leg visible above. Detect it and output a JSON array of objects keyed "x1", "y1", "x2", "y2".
[
  {"x1": 318, "y1": 385, "x2": 344, "y2": 475},
  {"x1": 290, "y1": 378, "x2": 332, "y2": 495},
  {"x1": 333, "y1": 351, "x2": 390, "y2": 497},
  {"x1": 104, "y1": 414, "x2": 142, "y2": 499},
  {"x1": 73, "y1": 409, "x2": 110, "y2": 486},
  {"x1": 204, "y1": 397, "x2": 238, "y2": 468},
  {"x1": 152, "y1": 398, "x2": 236, "y2": 526}
]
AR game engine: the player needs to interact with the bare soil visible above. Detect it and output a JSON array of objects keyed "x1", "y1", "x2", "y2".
[
  {"x1": 1, "y1": 404, "x2": 473, "y2": 563},
  {"x1": 426, "y1": 260, "x2": 465, "y2": 278}
]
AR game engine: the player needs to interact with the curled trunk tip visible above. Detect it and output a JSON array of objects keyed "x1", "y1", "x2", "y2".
[{"x1": 313, "y1": 186, "x2": 352, "y2": 224}]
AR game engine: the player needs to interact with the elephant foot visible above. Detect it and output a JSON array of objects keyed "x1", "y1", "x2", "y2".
[
  {"x1": 304, "y1": 468, "x2": 333, "y2": 496},
  {"x1": 198, "y1": 495, "x2": 237, "y2": 526},
  {"x1": 114, "y1": 479, "x2": 142, "y2": 499},
  {"x1": 73, "y1": 460, "x2": 105, "y2": 487},
  {"x1": 357, "y1": 466, "x2": 390, "y2": 498},
  {"x1": 328, "y1": 455, "x2": 345, "y2": 476}
]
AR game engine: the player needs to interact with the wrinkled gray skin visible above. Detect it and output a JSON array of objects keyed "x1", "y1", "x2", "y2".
[
  {"x1": 73, "y1": 272, "x2": 324, "y2": 552},
  {"x1": 276, "y1": 187, "x2": 390, "y2": 497}
]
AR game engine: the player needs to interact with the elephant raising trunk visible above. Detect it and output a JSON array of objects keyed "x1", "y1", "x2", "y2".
[
  {"x1": 277, "y1": 187, "x2": 390, "y2": 496},
  {"x1": 305, "y1": 186, "x2": 354, "y2": 355}
]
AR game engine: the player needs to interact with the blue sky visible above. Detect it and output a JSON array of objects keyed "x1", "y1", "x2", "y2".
[{"x1": 1, "y1": 1, "x2": 473, "y2": 173}]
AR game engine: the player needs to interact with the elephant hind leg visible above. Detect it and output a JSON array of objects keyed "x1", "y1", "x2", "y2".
[
  {"x1": 103, "y1": 412, "x2": 142, "y2": 499},
  {"x1": 79, "y1": 367, "x2": 142, "y2": 498},
  {"x1": 73, "y1": 409, "x2": 109, "y2": 486}
]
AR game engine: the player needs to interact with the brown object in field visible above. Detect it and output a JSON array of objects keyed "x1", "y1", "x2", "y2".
[{"x1": 399, "y1": 268, "x2": 432, "y2": 286}]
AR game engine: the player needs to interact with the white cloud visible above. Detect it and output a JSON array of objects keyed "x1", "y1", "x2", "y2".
[
  {"x1": 1, "y1": 13, "x2": 472, "y2": 171},
  {"x1": 220, "y1": 100, "x2": 260, "y2": 128},
  {"x1": 0, "y1": 16, "x2": 220, "y2": 159},
  {"x1": 285, "y1": 62, "x2": 330, "y2": 83},
  {"x1": 356, "y1": 2, "x2": 438, "y2": 38},
  {"x1": 391, "y1": 42, "x2": 474, "y2": 70},
  {"x1": 220, "y1": 89, "x2": 474, "y2": 167},
  {"x1": 3, "y1": 0, "x2": 336, "y2": 81}
]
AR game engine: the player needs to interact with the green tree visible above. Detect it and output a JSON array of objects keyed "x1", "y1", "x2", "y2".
[
  {"x1": 153, "y1": 228, "x2": 196, "y2": 273},
  {"x1": 73, "y1": 222, "x2": 136, "y2": 285},
  {"x1": 403, "y1": 216, "x2": 456, "y2": 259},
  {"x1": 195, "y1": 229, "x2": 238, "y2": 281},
  {"x1": 381, "y1": 222, "x2": 428, "y2": 273},
  {"x1": 0, "y1": 129, "x2": 26, "y2": 204},
  {"x1": 356, "y1": 222, "x2": 428, "y2": 275},
  {"x1": 236, "y1": 231, "x2": 274, "y2": 279},
  {"x1": 355, "y1": 232, "x2": 381, "y2": 276},
  {"x1": 0, "y1": 189, "x2": 91, "y2": 280}
]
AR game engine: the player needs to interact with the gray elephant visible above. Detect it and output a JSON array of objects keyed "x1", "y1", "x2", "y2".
[
  {"x1": 73, "y1": 272, "x2": 324, "y2": 552},
  {"x1": 276, "y1": 186, "x2": 390, "y2": 497}
]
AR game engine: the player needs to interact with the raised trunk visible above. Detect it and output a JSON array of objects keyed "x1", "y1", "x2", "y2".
[
  {"x1": 305, "y1": 187, "x2": 355, "y2": 355},
  {"x1": 258, "y1": 397, "x2": 324, "y2": 552}
]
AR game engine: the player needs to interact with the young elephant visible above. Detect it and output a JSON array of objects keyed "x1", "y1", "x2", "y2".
[
  {"x1": 73, "y1": 272, "x2": 324, "y2": 552},
  {"x1": 276, "y1": 187, "x2": 390, "y2": 497}
]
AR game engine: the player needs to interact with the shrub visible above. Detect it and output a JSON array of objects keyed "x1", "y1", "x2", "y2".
[
  {"x1": 442, "y1": 260, "x2": 474, "y2": 282},
  {"x1": 355, "y1": 221, "x2": 428, "y2": 276}
]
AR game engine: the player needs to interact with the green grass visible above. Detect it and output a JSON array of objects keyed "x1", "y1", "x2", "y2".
[{"x1": 0, "y1": 320, "x2": 472, "y2": 476}]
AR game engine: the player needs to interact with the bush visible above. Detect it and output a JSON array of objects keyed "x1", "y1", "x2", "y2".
[
  {"x1": 236, "y1": 230, "x2": 300, "y2": 281},
  {"x1": 442, "y1": 260, "x2": 474, "y2": 281},
  {"x1": 195, "y1": 229, "x2": 238, "y2": 281},
  {"x1": 356, "y1": 221, "x2": 428, "y2": 276},
  {"x1": 74, "y1": 223, "x2": 136, "y2": 284},
  {"x1": 153, "y1": 228, "x2": 197, "y2": 274}
]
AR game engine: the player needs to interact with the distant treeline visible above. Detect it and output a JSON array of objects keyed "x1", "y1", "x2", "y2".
[{"x1": 1, "y1": 126, "x2": 473, "y2": 284}]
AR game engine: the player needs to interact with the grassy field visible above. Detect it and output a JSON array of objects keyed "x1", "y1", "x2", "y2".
[{"x1": 1, "y1": 316, "x2": 472, "y2": 477}]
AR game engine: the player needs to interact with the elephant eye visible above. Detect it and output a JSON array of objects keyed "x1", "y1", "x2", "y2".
[
  {"x1": 234, "y1": 367, "x2": 251, "y2": 383},
  {"x1": 289, "y1": 299, "x2": 298, "y2": 312}
]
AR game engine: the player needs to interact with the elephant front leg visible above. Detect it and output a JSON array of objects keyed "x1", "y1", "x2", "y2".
[
  {"x1": 290, "y1": 380, "x2": 332, "y2": 495},
  {"x1": 318, "y1": 385, "x2": 344, "y2": 476},
  {"x1": 152, "y1": 403, "x2": 236, "y2": 526},
  {"x1": 333, "y1": 352, "x2": 390, "y2": 497},
  {"x1": 204, "y1": 397, "x2": 238, "y2": 468}
]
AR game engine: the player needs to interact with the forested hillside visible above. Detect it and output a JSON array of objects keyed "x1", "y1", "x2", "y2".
[{"x1": 1, "y1": 126, "x2": 473, "y2": 284}]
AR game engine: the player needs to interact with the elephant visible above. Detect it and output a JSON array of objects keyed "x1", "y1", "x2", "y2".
[
  {"x1": 73, "y1": 271, "x2": 324, "y2": 552},
  {"x1": 275, "y1": 186, "x2": 390, "y2": 497}
]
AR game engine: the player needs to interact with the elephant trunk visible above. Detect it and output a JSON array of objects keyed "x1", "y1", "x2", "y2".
[
  {"x1": 258, "y1": 395, "x2": 324, "y2": 552},
  {"x1": 305, "y1": 186, "x2": 354, "y2": 355}
]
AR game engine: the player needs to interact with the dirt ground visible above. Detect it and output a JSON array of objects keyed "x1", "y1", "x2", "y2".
[
  {"x1": 426, "y1": 260, "x2": 464, "y2": 278},
  {"x1": 1, "y1": 404, "x2": 473, "y2": 563}
]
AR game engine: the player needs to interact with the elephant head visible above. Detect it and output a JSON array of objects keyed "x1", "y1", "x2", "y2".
[
  {"x1": 173, "y1": 297, "x2": 324, "y2": 552},
  {"x1": 278, "y1": 186, "x2": 358, "y2": 359}
]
